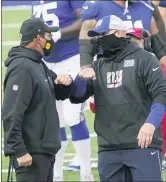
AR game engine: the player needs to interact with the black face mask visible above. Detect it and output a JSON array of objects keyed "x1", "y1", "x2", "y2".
[
  {"x1": 43, "y1": 39, "x2": 54, "y2": 56},
  {"x1": 98, "y1": 34, "x2": 127, "y2": 51}
]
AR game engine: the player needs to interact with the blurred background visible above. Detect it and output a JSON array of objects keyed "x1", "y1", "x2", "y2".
[{"x1": 1, "y1": 1, "x2": 166, "y2": 181}]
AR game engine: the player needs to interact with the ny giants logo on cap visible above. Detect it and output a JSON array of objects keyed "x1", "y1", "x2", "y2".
[
  {"x1": 96, "y1": 19, "x2": 103, "y2": 28},
  {"x1": 108, "y1": 15, "x2": 126, "y2": 30}
]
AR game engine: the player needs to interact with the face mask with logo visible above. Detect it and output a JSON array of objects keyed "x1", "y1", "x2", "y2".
[
  {"x1": 98, "y1": 33, "x2": 127, "y2": 51},
  {"x1": 43, "y1": 39, "x2": 54, "y2": 57}
]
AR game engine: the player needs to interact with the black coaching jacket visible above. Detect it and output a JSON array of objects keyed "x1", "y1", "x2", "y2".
[
  {"x1": 70, "y1": 41, "x2": 166, "y2": 152},
  {"x1": 2, "y1": 46, "x2": 73, "y2": 157}
]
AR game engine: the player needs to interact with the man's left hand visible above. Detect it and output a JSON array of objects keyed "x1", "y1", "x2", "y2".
[
  {"x1": 137, "y1": 123, "x2": 155, "y2": 148},
  {"x1": 55, "y1": 74, "x2": 72, "y2": 86}
]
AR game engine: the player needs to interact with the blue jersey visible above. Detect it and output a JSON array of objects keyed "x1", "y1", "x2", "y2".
[
  {"x1": 81, "y1": 1, "x2": 153, "y2": 31},
  {"x1": 32, "y1": 1, "x2": 84, "y2": 63},
  {"x1": 159, "y1": 0, "x2": 166, "y2": 7}
]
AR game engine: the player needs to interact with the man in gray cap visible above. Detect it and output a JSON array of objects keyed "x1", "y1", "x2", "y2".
[
  {"x1": 70, "y1": 15, "x2": 166, "y2": 181},
  {"x1": 2, "y1": 18, "x2": 74, "y2": 182}
]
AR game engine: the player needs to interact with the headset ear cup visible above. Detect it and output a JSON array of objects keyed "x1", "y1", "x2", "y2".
[
  {"x1": 144, "y1": 37, "x2": 152, "y2": 52},
  {"x1": 142, "y1": 29, "x2": 152, "y2": 52},
  {"x1": 142, "y1": 29, "x2": 150, "y2": 39}
]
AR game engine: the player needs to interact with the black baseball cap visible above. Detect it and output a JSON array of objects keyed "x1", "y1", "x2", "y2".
[{"x1": 20, "y1": 18, "x2": 59, "y2": 42}]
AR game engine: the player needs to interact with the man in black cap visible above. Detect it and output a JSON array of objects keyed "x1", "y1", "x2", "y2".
[{"x1": 2, "y1": 18, "x2": 74, "y2": 182}]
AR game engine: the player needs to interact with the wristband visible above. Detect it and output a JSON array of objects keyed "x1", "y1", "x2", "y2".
[
  {"x1": 73, "y1": 75, "x2": 86, "y2": 97},
  {"x1": 146, "y1": 103, "x2": 165, "y2": 129}
]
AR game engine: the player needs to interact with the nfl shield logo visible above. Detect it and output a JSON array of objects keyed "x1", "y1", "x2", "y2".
[{"x1": 13, "y1": 85, "x2": 18, "y2": 91}]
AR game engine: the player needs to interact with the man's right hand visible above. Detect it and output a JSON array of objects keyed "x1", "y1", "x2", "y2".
[
  {"x1": 79, "y1": 67, "x2": 96, "y2": 80},
  {"x1": 55, "y1": 74, "x2": 72, "y2": 86},
  {"x1": 17, "y1": 153, "x2": 32, "y2": 167}
]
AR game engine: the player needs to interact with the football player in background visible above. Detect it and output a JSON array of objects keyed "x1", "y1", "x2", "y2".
[
  {"x1": 152, "y1": 0, "x2": 166, "y2": 24},
  {"x1": 32, "y1": 1, "x2": 93, "y2": 181},
  {"x1": 79, "y1": 0, "x2": 166, "y2": 68}
]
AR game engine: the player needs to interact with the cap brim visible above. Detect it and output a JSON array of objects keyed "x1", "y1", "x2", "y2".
[
  {"x1": 88, "y1": 30, "x2": 100, "y2": 37},
  {"x1": 88, "y1": 26, "x2": 110, "y2": 37},
  {"x1": 45, "y1": 25, "x2": 59, "y2": 33}
]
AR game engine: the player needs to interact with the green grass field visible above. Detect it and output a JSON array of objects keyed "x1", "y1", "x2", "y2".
[{"x1": 1, "y1": 8, "x2": 166, "y2": 181}]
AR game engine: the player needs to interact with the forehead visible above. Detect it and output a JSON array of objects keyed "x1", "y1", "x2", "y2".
[
  {"x1": 106, "y1": 29, "x2": 125, "y2": 36},
  {"x1": 107, "y1": 29, "x2": 117, "y2": 34}
]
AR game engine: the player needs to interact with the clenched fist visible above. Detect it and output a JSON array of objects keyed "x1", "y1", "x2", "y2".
[
  {"x1": 17, "y1": 153, "x2": 32, "y2": 167},
  {"x1": 55, "y1": 74, "x2": 72, "y2": 86},
  {"x1": 79, "y1": 67, "x2": 96, "y2": 80}
]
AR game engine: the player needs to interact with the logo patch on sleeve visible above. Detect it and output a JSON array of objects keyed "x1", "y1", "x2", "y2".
[
  {"x1": 13, "y1": 85, "x2": 18, "y2": 91},
  {"x1": 124, "y1": 59, "x2": 135, "y2": 67}
]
